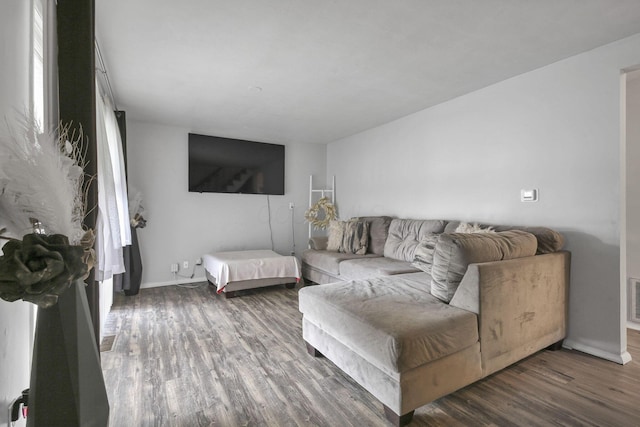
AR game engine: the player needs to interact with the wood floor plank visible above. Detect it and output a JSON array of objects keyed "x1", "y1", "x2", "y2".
[{"x1": 102, "y1": 283, "x2": 640, "y2": 426}]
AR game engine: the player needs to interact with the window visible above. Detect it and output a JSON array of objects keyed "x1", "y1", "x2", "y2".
[
  {"x1": 32, "y1": 0, "x2": 44, "y2": 131},
  {"x1": 29, "y1": 0, "x2": 46, "y2": 361}
]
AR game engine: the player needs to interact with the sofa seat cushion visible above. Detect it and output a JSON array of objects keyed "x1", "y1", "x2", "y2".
[
  {"x1": 338, "y1": 257, "x2": 420, "y2": 280},
  {"x1": 298, "y1": 274, "x2": 479, "y2": 377},
  {"x1": 301, "y1": 249, "x2": 380, "y2": 275}
]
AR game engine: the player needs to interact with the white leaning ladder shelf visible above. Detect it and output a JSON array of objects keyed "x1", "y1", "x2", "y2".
[{"x1": 308, "y1": 175, "x2": 335, "y2": 239}]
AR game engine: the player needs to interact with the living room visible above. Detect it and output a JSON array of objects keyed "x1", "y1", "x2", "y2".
[
  {"x1": 1, "y1": 1, "x2": 640, "y2": 426},
  {"x1": 116, "y1": 1, "x2": 640, "y2": 364}
]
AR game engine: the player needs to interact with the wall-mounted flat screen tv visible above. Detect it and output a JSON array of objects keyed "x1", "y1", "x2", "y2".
[{"x1": 188, "y1": 133, "x2": 285, "y2": 195}]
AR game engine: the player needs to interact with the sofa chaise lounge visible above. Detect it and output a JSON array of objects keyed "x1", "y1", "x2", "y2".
[{"x1": 298, "y1": 217, "x2": 570, "y2": 425}]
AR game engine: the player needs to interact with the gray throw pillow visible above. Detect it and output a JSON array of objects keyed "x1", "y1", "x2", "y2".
[
  {"x1": 352, "y1": 216, "x2": 392, "y2": 255},
  {"x1": 342, "y1": 220, "x2": 369, "y2": 255}
]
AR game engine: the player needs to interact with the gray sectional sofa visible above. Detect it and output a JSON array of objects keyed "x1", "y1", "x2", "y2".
[{"x1": 298, "y1": 217, "x2": 570, "y2": 426}]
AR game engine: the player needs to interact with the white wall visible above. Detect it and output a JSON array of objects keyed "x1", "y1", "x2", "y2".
[
  {"x1": 328, "y1": 34, "x2": 640, "y2": 363},
  {"x1": 98, "y1": 278, "x2": 113, "y2": 341},
  {"x1": 626, "y1": 69, "x2": 640, "y2": 327},
  {"x1": 126, "y1": 120, "x2": 326, "y2": 287},
  {"x1": 0, "y1": 1, "x2": 33, "y2": 426}
]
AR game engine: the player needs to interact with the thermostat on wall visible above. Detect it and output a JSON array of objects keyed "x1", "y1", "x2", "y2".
[{"x1": 520, "y1": 189, "x2": 538, "y2": 202}]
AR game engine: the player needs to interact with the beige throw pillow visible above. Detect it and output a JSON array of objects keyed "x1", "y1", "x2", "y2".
[
  {"x1": 326, "y1": 220, "x2": 345, "y2": 252},
  {"x1": 326, "y1": 220, "x2": 370, "y2": 254},
  {"x1": 455, "y1": 222, "x2": 495, "y2": 233}
]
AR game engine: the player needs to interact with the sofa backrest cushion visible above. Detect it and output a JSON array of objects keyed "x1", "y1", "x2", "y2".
[
  {"x1": 444, "y1": 221, "x2": 564, "y2": 254},
  {"x1": 492, "y1": 225, "x2": 564, "y2": 254},
  {"x1": 308, "y1": 235, "x2": 328, "y2": 250},
  {"x1": 384, "y1": 219, "x2": 448, "y2": 262},
  {"x1": 431, "y1": 230, "x2": 537, "y2": 302},
  {"x1": 353, "y1": 216, "x2": 393, "y2": 255}
]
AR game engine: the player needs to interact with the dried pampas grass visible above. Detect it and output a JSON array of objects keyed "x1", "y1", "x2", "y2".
[{"x1": 0, "y1": 113, "x2": 91, "y2": 244}]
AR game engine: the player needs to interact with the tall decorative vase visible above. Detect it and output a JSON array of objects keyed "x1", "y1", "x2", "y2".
[{"x1": 27, "y1": 280, "x2": 109, "y2": 426}]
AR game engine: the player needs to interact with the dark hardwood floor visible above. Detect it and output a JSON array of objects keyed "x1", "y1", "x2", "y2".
[{"x1": 101, "y1": 283, "x2": 640, "y2": 427}]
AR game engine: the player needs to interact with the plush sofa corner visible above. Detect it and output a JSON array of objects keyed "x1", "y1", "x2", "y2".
[{"x1": 298, "y1": 217, "x2": 569, "y2": 426}]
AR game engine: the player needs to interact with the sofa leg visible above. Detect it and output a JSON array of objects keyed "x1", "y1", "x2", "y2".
[
  {"x1": 547, "y1": 340, "x2": 564, "y2": 351},
  {"x1": 383, "y1": 405, "x2": 414, "y2": 426},
  {"x1": 305, "y1": 341, "x2": 324, "y2": 358}
]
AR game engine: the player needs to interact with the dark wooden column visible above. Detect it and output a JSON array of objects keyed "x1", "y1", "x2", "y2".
[{"x1": 57, "y1": 0, "x2": 100, "y2": 347}]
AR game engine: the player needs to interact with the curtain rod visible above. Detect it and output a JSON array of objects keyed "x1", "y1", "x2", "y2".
[{"x1": 94, "y1": 39, "x2": 118, "y2": 111}]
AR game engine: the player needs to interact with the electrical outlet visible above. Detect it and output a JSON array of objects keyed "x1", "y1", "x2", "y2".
[
  {"x1": 195, "y1": 257, "x2": 202, "y2": 265},
  {"x1": 183, "y1": 260, "x2": 189, "y2": 269},
  {"x1": 170, "y1": 263, "x2": 179, "y2": 273}
]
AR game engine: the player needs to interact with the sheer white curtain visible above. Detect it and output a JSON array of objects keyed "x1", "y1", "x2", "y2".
[{"x1": 95, "y1": 80, "x2": 130, "y2": 281}]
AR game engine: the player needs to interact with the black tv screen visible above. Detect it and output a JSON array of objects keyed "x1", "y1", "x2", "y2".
[{"x1": 188, "y1": 133, "x2": 285, "y2": 195}]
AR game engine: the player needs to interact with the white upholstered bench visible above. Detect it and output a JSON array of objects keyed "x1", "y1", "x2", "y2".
[{"x1": 203, "y1": 249, "x2": 301, "y2": 297}]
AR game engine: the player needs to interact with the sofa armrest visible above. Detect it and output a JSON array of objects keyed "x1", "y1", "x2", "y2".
[
  {"x1": 450, "y1": 251, "x2": 570, "y2": 376},
  {"x1": 309, "y1": 236, "x2": 328, "y2": 250}
]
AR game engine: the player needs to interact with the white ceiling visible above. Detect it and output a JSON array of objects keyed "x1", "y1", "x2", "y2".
[{"x1": 96, "y1": 0, "x2": 640, "y2": 145}]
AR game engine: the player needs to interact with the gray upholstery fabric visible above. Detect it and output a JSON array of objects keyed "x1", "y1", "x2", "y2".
[
  {"x1": 411, "y1": 232, "x2": 440, "y2": 274},
  {"x1": 384, "y1": 219, "x2": 448, "y2": 262},
  {"x1": 298, "y1": 274, "x2": 479, "y2": 376},
  {"x1": 302, "y1": 318, "x2": 483, "y2": 415},
  {"x1": 353, "y1": 216, "x2": 393, "y2": 255},
  {"x1": 338, "y1": 257, "x2": 421, "y2": 280},
  {"x1": 308, "y1": 236, "x2": 328, "y2": 250},
  {"x1": 444, "y1": 222, "x2": 564, "y2": 254},
  {"x1": 492, "y1": 225, "x2": 564, "y2": 254},
  {"x1": 443, "y1": 221, "x2": 460, "y2": 233},
  {"x1": 461, "y1": 252, "x2": 570, "y2": 376},
  {"x1": 342, "y1": 220, "x2": 369, "y2": 255},
  {"x1": 300, "y1": 235, "x2": 570, "y2": 418},
  {"x1": 301, "y1": 262, "x2": 341, "y2": 284},
  {"x1": 431, "y1": 230, "x2": 537, "y2": 302},
  {"x1": 301, "y1": 249, "x2": 380, "y2": 275}
]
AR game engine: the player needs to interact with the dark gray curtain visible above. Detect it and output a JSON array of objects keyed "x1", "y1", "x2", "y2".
[
  {"x1": 113, "y1": 226, "x2": 143, "y2": 295},
  {"x1": 111, "y1": 110, "x2": 144, "y2": 295}
]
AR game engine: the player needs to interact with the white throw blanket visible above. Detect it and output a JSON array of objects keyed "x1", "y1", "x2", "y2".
[{"x1": 203, "y1": 250, "x2": 301, "y2": 292}]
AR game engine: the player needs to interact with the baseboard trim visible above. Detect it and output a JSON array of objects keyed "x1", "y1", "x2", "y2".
[
  {"x1": 627, "y1": 320, "x2": 640, "y2": 331},
  {"x1": 141, "y1": 276, "x2": 207, "y2": 289},
  {"x1": 563, "y1": 339, "x2": 632, "y2": 365}
]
